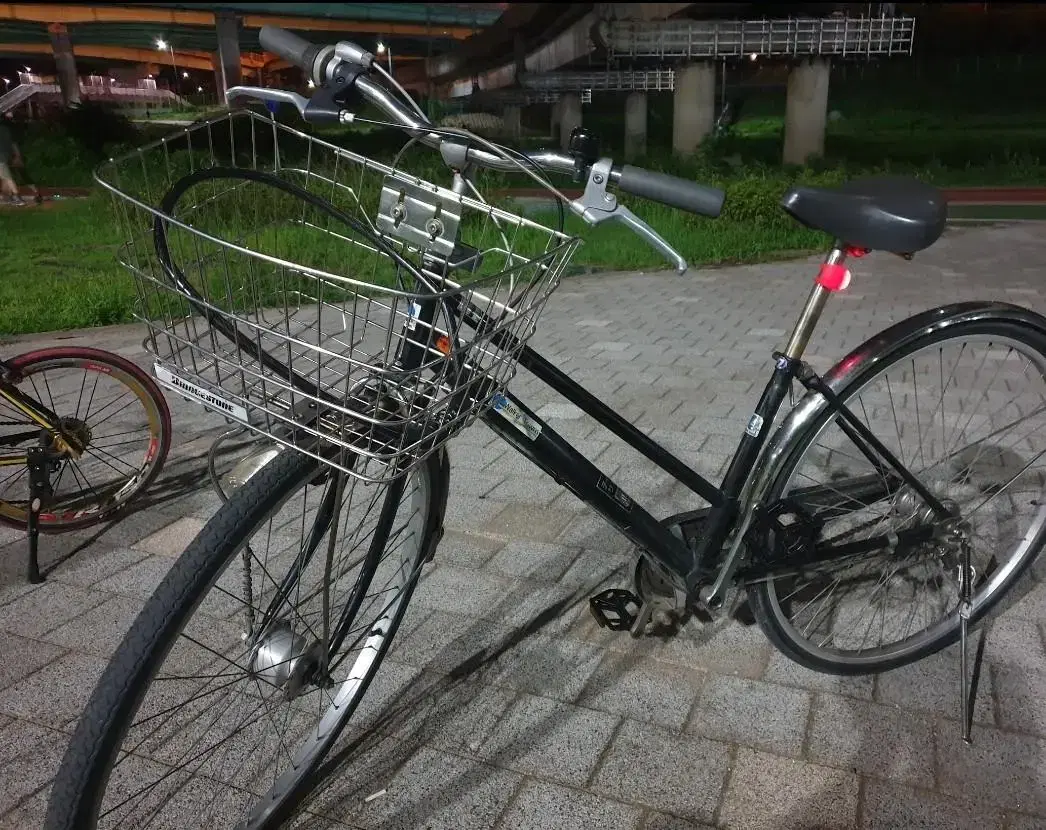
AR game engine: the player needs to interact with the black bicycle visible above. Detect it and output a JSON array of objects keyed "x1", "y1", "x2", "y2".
[{"x1": 47, "y1": 26, "x2": 1046, "y2": 830}]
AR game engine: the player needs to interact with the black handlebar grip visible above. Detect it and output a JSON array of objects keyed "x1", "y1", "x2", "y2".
[
  {"x1": 260, "y1": 26, "x2": 323, "y2": 81},
  {"x1": 617, "y1": 165, "x2": 725, "y2": 218}
]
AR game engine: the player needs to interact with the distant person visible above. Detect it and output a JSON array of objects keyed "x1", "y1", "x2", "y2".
[{"x1": 0, "y1": 115, "x2": 27, "y2": 206}]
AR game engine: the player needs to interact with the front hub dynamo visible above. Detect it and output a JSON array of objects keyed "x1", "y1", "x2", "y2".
[{"x1": 248, "y1": 621, "x2": 326, "y2": 700}]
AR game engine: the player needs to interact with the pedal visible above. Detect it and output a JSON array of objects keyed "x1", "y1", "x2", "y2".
[{"x1": 589, "y1": 589, "x2": 642, "y2": 633}]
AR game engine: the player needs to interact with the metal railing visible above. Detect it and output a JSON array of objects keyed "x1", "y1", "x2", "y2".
[
  {"x1": 521, "y1": 70, "x2": 676, "y2": 92},
  {"x1": 604, "y1": 16, "x2": 916, "y2": 59}
]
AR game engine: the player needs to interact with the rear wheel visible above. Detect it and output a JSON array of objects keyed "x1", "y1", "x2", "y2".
[
  {"x1": 46, "y1": 448, "x2": 445, "y2": 829},
  {"x1": 0, "y1": 347, "x2": 171, "y2": 531},
  {"x1": 749, "y1": 320, "x2": 1046, "y2": 674}
]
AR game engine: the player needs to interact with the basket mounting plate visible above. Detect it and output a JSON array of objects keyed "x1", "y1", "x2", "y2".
[{"x1": 377, "y1": 178, "x2": 462, "y2": 257}]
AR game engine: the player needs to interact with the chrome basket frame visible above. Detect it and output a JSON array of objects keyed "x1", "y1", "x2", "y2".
[{"x1": 96, "y1": 109, "x2": 581, "y2": 484}]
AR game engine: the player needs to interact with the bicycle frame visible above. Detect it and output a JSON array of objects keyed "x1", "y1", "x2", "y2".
[
  {"x1": 465, "y1": 244, "x2": 954, "y2": 605},
  {"x1": 0, "y1": 362, "x2": 84, "y2": 465}
]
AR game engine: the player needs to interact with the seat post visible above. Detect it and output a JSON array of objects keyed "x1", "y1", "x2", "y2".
[{"x1": 782, "y1": 244, "x2": 849, "y2": 361}]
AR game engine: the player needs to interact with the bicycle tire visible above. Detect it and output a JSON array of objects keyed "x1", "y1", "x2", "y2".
[
  {"x1": 0, "y1": 346, "x2": 171, "y2": 531},
  {"x1": 748, "y1": 318, "x2": 1046, "y2": 674},
  {"x1": 45, "y1": 447, "x2": 447, "y2": 830}
]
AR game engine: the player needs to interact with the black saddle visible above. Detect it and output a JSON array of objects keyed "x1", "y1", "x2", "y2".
[{"x1": 781, "y1": 176, "x2": 947, "y2": 255}]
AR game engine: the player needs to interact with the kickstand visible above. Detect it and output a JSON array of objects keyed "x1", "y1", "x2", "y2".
[
  {"x1": 958, "y1": 539, "x2": 978, "y2": 745},
  {"x1": 25, "y1": 445, "x2": 52, "y2": 585}
]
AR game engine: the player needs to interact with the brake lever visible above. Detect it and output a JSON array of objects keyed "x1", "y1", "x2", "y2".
[
  {"x1": 225, "y1": 86, "x2": 310, "y2": 116},
  {"x1": 569, "y1": 159, "x2": 688, "y2": 275}
]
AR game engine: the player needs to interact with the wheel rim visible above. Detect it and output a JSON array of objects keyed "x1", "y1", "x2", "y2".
[
  {"x1": 763, "y1": 333, "x2": 1046, "y2": 667},
  {"x1": 89, "y1": 456, "x2": 430, "y2": 829},
  {"x1": 0, "y1": 357, "x2": 164, "y2": 526}
]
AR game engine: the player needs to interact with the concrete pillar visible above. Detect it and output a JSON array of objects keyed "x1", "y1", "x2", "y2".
[
  {"x1": 214, "y1": 10, "x2": 242, "y2": 104},
  {"x1": 211, "y1": 52, "x2": 224, "y2": 102},
  {"x1": 504, "y1": 105, "x2": 521, "y2": 138},
  {"x1": 47, "y1": 23, "x2": 80, "y2": 107},
  {"x1": 672, "y1": 62, "x2": 715, "y2": 156},
  {"x1": 550, "y1": 98, "x2": 562, "y2": 137},
  {"x1": 624, "y1": 91, "x2": 647, "y2": 161},
  {"x1": 783, "y1": 58, "x2": 830, "y2": 166},
  {"x1": 558, "y1": 92, "x2": 582, "y2": 151}
]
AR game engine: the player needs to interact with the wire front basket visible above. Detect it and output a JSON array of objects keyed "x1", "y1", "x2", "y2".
[{"x1": 97, "y1": 109, "x2": 580, "y2": 484}]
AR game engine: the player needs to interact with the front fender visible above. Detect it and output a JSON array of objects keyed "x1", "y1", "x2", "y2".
[{"x1": 743, "y1": 301, "x2": 1046, "y2": 514}]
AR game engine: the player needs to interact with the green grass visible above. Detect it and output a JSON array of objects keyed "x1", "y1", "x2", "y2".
[
  {"x1": 0, "y1": 195, "x2": 137, "y2": 335},
  {"x1": 4, "y1": 96, "x2": 1046, "y2": 337},
  {"x1": 0, "y1": 182, "x2": 832, "y2": 336}
]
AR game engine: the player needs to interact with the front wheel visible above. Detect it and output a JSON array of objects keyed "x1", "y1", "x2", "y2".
[
  {"x1": 46, "y1": 448, "x2": 446, "y2": 830},
  {"x1": 749, "y1": 318, "x2": 1046, "y2": 674}
]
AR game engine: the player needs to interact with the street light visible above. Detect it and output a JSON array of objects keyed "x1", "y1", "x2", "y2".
[
  {"x1": 375, "y1": 41, "x2": 393, "y2": 74},
  {"x1": 156, "y1": 37, "x2": 180, "y2": 95}
]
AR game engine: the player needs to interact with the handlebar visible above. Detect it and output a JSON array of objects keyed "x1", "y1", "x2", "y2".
[{"x1": 243, "y1": 26, "x2": 727, "y2": 273}]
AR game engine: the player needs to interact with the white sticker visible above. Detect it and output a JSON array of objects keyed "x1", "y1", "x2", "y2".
[
  {"x1": 154, "y1": 363, "x2": 249, "y2": 423},
  {"x1": 406, "y1": 301, "x2": 422, "y2": 331},
  {"x1": 491, "y1": 392, "x2": 542, "y2": 441},
  {"x1": 745, "y1": 412, "x2": 764, "y2": 438}
]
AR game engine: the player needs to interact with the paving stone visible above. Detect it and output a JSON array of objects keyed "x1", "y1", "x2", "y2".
[
  {"x1": 557, "y1": 548, "x2": 632, "y2": 592},
  {"x1": 641, "y1": 814, "x2": 716, "y2": 830},
  {"x1": 1007, "y1": 580, "x2": 1046, "y2": 622},
  {"x1": 478, "y1": 693, "x2": 619, "y2": 787},
  {"x1": 90, "y1": 553, "x2": 175, "y2": 600},
  {"x1": 807, "y1": 693, "x2": 936, "y2": 787},
  {"x1": 0, "y1": 649, "x2": 108, "y2": 726},
  {"x1": 577, "y1": 652, "x2": 705, "y2": 731},
  {"x1": 0, "y1": 789, "x2": 49, "y2": 830},
  {"x1": 762, "y1": 649, "x2": 874, "y2": 700},
  {"x1": 486, "y1": 540, "x2": 580, "y2": 582},
  {"x1": 994, "y1": 665, "x2": 1046, "y2": 739},
  {"x1": 489, "y1": 634, "x2": 604, "y2": 702},
  {"x1": 861, "y1": 780, "x2": 1007, "y2": 830},
  {"x1": 984, "y1": 617, "x2": 1046, "y2": 671},
  {"x1": 41, "y1": 593, "x2": 145, "y2": 655},
  {"x1": 590, "y1": 719, "x2": 729, "y2": 825},
  {"x1": 0, "y1": 580, "x2": 110, "y2": 638},
  {"x1": 0, "y1": 719, "x2": 69, "y2": 813},
  {"x1": 352, "y1": 746, "x2": 521, "y2": 829},
  {"x1": 442, "y1": 496, "x2": 506, "y2": 532},
  {"x1": 49, "y1": 545, "x2": 151, "y2": 588},
  {"x1": 484, "y1": 476, "x2": 561, "y2": 506},
  {"x1": 0, "y1": 634, "x2": 67, "y2": 691},
  {"x1": 435, "y1": 530, "x2": 503, "y2": 569},
  {"x1": 656, "y1": 620, "x2": 771, "y2": 680},
  {"x1": 495, "y1": 580, "x2": 589, "y2": 638},
  {"x1": 555, "y1": 511, "x2": 635, "y2": 554},
  {"x1": 1007, "y1": 813, "x2": 1046, "y2": 830},
  {"x1": 497, "y1": 780, "x2": 642, "y2": 830},
  {"x1": 719, "y1": 748, "x2": 859, "y2": 830},
  {"x1": 876, "y1": 646, "x2": 996, "y2": 725},
  {"x1": 687, "y1": 675, "x2": 810, "y2": 757},
  {"x1": 131, "y1": 516, "x2": 208, "y2": 557},
  {"x1": 936, "y1": 722, "x2": 1046, "y2": 815},
  {"x1": 414, "y1": 564, "x2": 515, "y2": 619}
]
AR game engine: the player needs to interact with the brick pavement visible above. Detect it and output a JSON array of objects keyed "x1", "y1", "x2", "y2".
[{"x1": 2, "y1": 221, "x2": 1046, "y2": 829}]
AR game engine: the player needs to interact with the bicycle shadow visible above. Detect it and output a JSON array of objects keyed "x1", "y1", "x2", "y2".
[
  {"x1": 289, "y1": 435, "x2": 1046, "y2": 828},
  {"x1": 280, "y1": 534, "x2": 760, "y2": 828}
]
